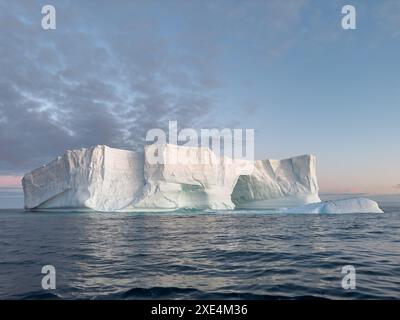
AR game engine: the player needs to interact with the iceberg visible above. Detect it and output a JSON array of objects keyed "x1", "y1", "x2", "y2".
[
  {"x1": 22, "y1": 144, "x2": 382, "y2": 213},
  {"x1": 277, "y1": 198, "x2": 383, "y2": 214}
]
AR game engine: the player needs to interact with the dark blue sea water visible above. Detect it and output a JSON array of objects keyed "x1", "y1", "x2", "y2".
[{"x1": 1, "y1": 207, "x2": 400, "y2": 300}]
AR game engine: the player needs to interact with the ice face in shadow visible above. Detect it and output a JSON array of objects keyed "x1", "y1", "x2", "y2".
[
  {"x1": 277, "y1": 198, "x2": 384, "y2": 214},
  {"x1": 23, "y1": 144, "x2": 322, "y2": 212}
]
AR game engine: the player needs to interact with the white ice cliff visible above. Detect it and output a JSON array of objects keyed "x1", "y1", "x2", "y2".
[
  {"x1": 231, "y1": 155, "x2": 320, "y2": 209},
  {"x1": 134, "y1": 144, "x2": 254, "y2": 210},
  {"x1": 22, "y1": 145, "x2": 145, "y2": 212},
  {"x1": 22, "y1": 144, "x2": 382, "y2": 213}
]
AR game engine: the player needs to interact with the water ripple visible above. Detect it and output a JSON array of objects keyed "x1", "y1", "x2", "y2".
[{"x1": 0, "y1": 209, "x2": 400, "y2": 299}]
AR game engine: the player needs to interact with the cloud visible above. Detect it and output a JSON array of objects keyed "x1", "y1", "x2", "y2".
[
  {"x1": 1, "y1": 0, "x2": 361, "y2": 175},
  {"x1": 393, "y1": 184, "x2": 400, "y2": 189},
  {"x1": 377, "y1": 0, "x2": 400, "y2": 38},
  {"x1": 0, "y1": 0, "x2": 220, "y2": 174}
]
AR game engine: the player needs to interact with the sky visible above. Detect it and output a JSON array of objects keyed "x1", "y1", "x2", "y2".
[{"x1": 1, "y1": 0, "x2": 400, "y2": 208}]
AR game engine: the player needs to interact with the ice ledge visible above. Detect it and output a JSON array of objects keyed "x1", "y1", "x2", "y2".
[{"x1": 277, "y1": 198, "x2": 383, "y2": 214}]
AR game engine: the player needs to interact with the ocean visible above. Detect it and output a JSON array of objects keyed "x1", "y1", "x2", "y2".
[{"x1": 1, "y1": 205, "x2": 400, "y2": 299}]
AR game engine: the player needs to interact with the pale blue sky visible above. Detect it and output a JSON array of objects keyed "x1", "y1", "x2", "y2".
[{"x1": 0, "y1": 0, "x2": 400, "y2": 206}]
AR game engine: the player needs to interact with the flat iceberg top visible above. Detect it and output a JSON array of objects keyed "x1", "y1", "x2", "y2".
[{"x1": 278, "y1": 198, "x2": 383, "y2": 214}]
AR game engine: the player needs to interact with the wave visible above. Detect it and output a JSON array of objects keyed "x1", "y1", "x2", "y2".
[
  {"x1": 109, "y1": 287, "x2": 330, "y2": 300},
  {"x1": 20, "y1": 291, "x2": 63, "y2": 300}
]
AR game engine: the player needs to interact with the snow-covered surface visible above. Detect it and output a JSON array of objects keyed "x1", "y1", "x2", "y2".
[
  {"x1": 277, "y1": 198, "x2": 383, "y2": 214},
  {"x1": 22, "y1": 144, "x2": 378, "y2": 213}
]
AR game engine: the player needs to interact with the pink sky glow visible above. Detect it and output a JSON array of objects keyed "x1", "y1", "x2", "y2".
[{"x1": 0, "y1": 176, "x2": 22, "y2": 188}]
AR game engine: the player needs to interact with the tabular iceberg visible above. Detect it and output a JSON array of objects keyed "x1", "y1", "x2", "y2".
[{"x1": 22, "y1": 144, "x2": 320, "y2": 211}]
